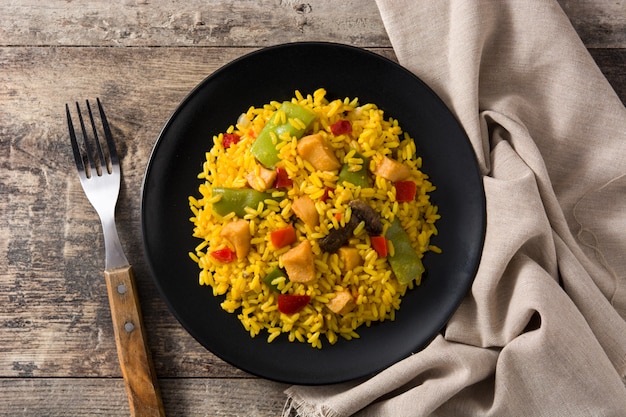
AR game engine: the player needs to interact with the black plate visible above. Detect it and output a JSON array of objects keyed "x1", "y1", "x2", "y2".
[{"x1": 141, "y1": 42, "x2": 485, "y2": 385}]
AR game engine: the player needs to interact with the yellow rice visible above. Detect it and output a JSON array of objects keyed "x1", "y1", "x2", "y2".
[{"x1": 189, "y1": 88, "x2": 440, "y2": 349}]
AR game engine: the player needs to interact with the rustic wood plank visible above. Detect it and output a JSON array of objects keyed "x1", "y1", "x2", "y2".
[
  {"x1": 0, "y1": 0, "x2": 390, "y2": 47},
  {"x1": 0, "y1": 377, "x2": 289, "y2": 416},
  {"x1": 557, "y1": 0, "x2": 626, "y2": 48},
  {"x1": 0, "y1": 0, "x2": 624, "y2": 48}
]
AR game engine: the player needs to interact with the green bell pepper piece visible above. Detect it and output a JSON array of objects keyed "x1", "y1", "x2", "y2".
[
  {"x1": 250, "y1": 102, "x2": 316, "y2": 168},
  {"x1": 212, "y1": 187, "x2": 276, "y2": 217},
  {"x1": 386, "y1": 218, "x2": 425, "y2": 285},
  {"x1": 338, "y1": 151, "x2": 371, "y2": 188},
  {"x1": 262, "y1": 267, "x2": 286, "y2": 292}
]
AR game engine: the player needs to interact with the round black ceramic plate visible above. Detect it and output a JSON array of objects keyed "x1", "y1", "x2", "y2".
[{"x1": 141, "y1": 42, "x2": 485, "y2": 385}]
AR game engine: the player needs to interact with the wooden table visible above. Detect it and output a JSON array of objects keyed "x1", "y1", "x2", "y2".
[{"x1": 1, "y1": 1, "x2": 624, "y2": 415}]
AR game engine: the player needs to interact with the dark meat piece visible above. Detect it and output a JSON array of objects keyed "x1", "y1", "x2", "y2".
[
  {"x1": 348, "y1": 200, "x2": 383, "y2": 235},
  {"x1": 318, "y1": 200, "x2": 383, "y2": 253},
  {"x1": 318, "y1": 216, "x2": 358, "y2": 253}
]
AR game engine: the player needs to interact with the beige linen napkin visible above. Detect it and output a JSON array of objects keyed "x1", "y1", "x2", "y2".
[{"x1": 284, "y1": 1, "x2": 626, "y2": 416}]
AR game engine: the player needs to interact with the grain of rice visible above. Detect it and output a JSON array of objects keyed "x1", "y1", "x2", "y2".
[{"x1": 387, "y1": 239, "x2": 396, "y2": 257}]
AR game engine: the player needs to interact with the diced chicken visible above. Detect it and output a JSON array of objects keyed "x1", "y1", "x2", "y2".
[
  {"x1": 246, "y1": 165, "x2": 277, "y2": 192},
  {"x1": 220, "y1": 219, "x2": 250, "y2": 260},
  {"x1": 291, "y1": 195, "x2": 319, "y2": 228},
  {"x1": 327, "y1": 290, "x2": 355, "y2": 315},
  {"x1": 296, "y1": 134, "x2": 341, "y2": 171},
  {"x1": 280, "y1": 240, "x2": 316, "y2": 283},
  {"x1": 373, "y1": 156, "x2": 411, "y2": 182},
  {"x1": 338, "y1": 247, "x2": 362, "y2": 272}
]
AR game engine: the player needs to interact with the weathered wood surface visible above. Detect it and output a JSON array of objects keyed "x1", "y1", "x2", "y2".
[
  {"x1": 0, "y1": 0, "x2": 390, "y2": 47},
  {"x1": 0, "y1": 378, "x2": 288, "y2": 416},
  {"x1": 1, "y1": 0, "x2": 624, "y2": 415},
  {"x1": 0, "y1": 0, "x2": 623, "y2": 48}
]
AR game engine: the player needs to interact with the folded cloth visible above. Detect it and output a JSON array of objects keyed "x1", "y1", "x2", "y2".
[{"x1": 283, "y1": 1, "x2": 626, "y2": 415}]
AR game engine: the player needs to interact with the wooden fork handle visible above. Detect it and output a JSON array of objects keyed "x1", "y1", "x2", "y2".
[{"x1": 105, "y1": 265, "x2": 166, "y2": 417}]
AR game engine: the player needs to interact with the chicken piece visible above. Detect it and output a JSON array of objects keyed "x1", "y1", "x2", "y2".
[
  {"x1": 246, "y1": 165, "x2": 277, "y2": 192},
  {"x1": 291, "y1": 195, "x2": 319, "y2": 228},
  {"x1": 373, "y1": 156, "x2": 411, "y2": 182},
  {"x1": 219, "y1": 219, "x2": 250, "y2": 260},
  {"x1": 296, "y1": 134, "x2": 341, "y2": 171},
  {"x1": 327, "y1": 290, "x2": 355, "y2": 315},
  {"x1": 338, "y1": 247, "x2": 362, "y2": 272},
  {"x1": 280, "y1": 240, "x2": 316, "y2": 283}
]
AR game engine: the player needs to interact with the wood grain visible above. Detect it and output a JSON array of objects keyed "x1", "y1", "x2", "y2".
[
  {"x1": 0, "y1": 378, "x2": 288, "y2": 416},
  {"x1": 558, "y1": 0, "x2": 626, "y2": 47},
  {"x1": 0, "y1": 0, "x2": 623, "y2": 48},
  {"x1": 105, "y1": 266, "x2": 165, "y2": 416},
  {"x1": 0, "y1": 0, "x2": 390, "y2": 47}
]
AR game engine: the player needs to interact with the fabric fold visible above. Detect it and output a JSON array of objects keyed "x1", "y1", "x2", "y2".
[{"x1": 284, "y1": 1, "x2": 626, "y2": 415}]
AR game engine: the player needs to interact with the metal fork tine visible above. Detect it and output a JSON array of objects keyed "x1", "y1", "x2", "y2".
[
  {"x1": 86, "y1": 99, "x2": 108, "y2": 174},
  {"x1": 96, "y1": 97, "x2": 119, "y2": 168},
  {"x1": 66, "y1": 103, "x2": 86, "y2": 177},
  {"x1": 76, "y1": 101, "x2": 97, "y2": 177}
]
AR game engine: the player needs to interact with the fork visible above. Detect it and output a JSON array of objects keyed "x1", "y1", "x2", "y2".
[{"x1": 66, "y1": 99, "x2": 165, "y2": 417}]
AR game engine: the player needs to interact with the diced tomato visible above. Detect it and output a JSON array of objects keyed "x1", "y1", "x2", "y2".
[
  {"x1": 395, "y1": 181, "x2": 417, "y2": 202},
  {"x1": 270, "y1": 225, "x2": 297, "y2": 248},
  {"x1": 334, "y1": 213, "x2": 342, "y2": 221},
  {"x1": 330, "y1": 120, "x2": 352, "y2": 136},
  {"x1": 274, "y1": 167, "x2": 293, "y2": 188},
  {"x1": 210, "y1": 247, "x2": 236, "y2": 263},
  {"x1": 222, "y1": 133, "x2": 241, "y2": 149},
  {"x1": 370, "y1": 236, "x2": 388, "y2": 257},
  {"x1": 320, "y1": 187, "x2": 334, "y2": 202},
  {"x1": 277, "y1": 294, "x2": 311, "y2": 314}
]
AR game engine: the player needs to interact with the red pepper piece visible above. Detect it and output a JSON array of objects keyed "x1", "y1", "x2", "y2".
[
  {"x1": 370, "y1": 236, "x2": 388, "y2": 257},
  {"x1": 270, "y1": 225, "x2": 297, "y2": 248},
  {"x1": 277, "y1": 294, "x2": 311, "y2": 314},
  {"x1": 330, "y1": 120, "x2": 352, "y2": 136},
  {"x1": 320, "y1": 187, "x2": 334, "y2": 202},
  {"x1": 210, "y1": 247, "x2": 236, "y2": 263},
  {"x1": 395, "y1": 181, "x2": 417, "y2": 202},
  {"x1": 274, "y1": 167, "x2": 293, "y2": 188},
  {"x1": 222, "y1": 133, "x2": 241, "y2": 149}
]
